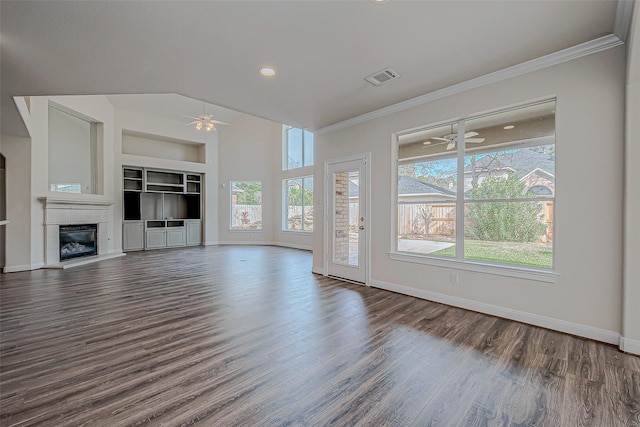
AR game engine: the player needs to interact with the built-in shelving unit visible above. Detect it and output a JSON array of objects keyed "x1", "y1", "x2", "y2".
[
  {"x1": 122, "y1": 167, "x2": 203, "y2": 251},
  {"x1": 123, "y1": 168, "x2": 143, "y2": 191}
]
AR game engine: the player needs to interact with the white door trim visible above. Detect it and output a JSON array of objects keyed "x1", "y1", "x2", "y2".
[{"x1": 324, "y1": 152, "x2": 371, "y2": 285}]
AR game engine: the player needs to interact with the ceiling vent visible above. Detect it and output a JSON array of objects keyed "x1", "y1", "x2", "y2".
[{"x1": 365, "y1": 68, "x2": 400, "y2": 86}]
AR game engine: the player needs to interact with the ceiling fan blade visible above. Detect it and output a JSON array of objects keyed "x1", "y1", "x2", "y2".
[
  {"x1": 446, "y1": 141, "x2": 456, "y2": 150},
  {"x1": 208, "y1": 119, "x2": 230, "y2": 125},
  {"x1": 184, "y1": 121, "x2": 199, "y2": 126},
  {"x1": 464, "y1": 131, "x2": 479, "y2": 138},
  {"x1": 430, "y1": 137, "x2": 449, "y2": 142},
  {"x1": 181, "y1": 114, "x2": 202, "y2": 120},
  {"x1": 465, "y1": 138, "x2": 486, "y2": 143}
]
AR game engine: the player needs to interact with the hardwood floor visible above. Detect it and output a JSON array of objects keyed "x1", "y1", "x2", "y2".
[{"x1": 1, "y1": 246, "x2": 639, "y2": 426}]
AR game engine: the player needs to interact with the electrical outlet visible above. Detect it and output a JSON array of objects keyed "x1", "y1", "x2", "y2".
[{"x1": 450, "y1": 273, "x2": 459, "y2": 284}]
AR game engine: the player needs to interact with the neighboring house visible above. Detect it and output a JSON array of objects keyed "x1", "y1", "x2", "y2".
[{"x1": 463, "y1": 146, "x2": 556, "y2": 195}]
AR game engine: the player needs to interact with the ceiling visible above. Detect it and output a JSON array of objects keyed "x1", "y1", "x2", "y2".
[{"x1": 0, "y1": 1, "x2": 632, "y2": 137}]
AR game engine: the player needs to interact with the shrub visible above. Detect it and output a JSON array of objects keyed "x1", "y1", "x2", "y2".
[{"x1": 466, "y1": 175, "x2": 546, "y2": 242}]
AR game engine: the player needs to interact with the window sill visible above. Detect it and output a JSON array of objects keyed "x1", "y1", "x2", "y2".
[
  {"x1": 388, "y1": 252, "x2": 558, "y2": 283},
  {"x1": 229, "y1": 228, "x2": 263, "y2": 232},
  {"x1": 281, "y1": 230, "x2": 313, "y2": 235}
]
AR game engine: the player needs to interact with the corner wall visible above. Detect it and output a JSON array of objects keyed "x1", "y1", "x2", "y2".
[
  {"x1": 315, "y1": 46, "x2": 626, "y2": 342},
  {"x1": 0, "y1": 134, "x2": 33, "y2": 272},
  {"x1": 622, "y1": 4, "x2": 640, "y2": 354}
]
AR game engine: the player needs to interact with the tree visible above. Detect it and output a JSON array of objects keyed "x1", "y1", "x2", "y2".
[
  {"x1": 466, "y1": 175, "x2": 546, "y2": 242},
  {"x1": 236, "y1": 182, "x2": 262, "y2": 205},
  {"x1": 287, "y1": 186, "x2": 313, "y2": 205}
]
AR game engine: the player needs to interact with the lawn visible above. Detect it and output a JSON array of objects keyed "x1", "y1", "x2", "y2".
[{"x1": 430, "y1": 239, "x2": 553, "y2": 268}]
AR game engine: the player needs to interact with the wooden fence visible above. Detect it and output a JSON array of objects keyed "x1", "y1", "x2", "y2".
[
  {"x1": 397, "y1": 204, "x2": 456, "y2": 237},
  {"x1": 397, "y1": 202, "x2": 554, "y2": 241}
]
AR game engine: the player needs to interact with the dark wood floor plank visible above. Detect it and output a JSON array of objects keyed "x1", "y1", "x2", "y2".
[{"x1": 1, "y1": 245, "x2": 638, "y2": 426}]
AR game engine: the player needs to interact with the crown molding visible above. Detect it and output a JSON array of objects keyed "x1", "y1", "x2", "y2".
[
  {"x1": 316, "y1": 34, "x2": 623, "y2": 136},
  {"x1": 614, "y1": 0, "x2": 635, "y2": 42}
]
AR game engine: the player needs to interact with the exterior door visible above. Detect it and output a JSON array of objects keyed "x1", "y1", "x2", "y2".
[{"x1": 326, "y1": 158, "x2": 367, "y2": 283}]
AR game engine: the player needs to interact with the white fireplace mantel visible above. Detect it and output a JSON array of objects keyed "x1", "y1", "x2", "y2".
[{"x1": 39, "y1": 197, "x2": 123, "y2": 268}]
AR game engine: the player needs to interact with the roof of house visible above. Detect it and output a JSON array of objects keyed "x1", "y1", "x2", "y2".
[
  {"x1": 350, "y1": 175, "x2": 455, "y2": 198},
  {"x1": 399, "y1": 175, "x2": 456, "y2": 196},
  {"x1": 464, "y1": 147, "x2": 555, "y2": 177}
]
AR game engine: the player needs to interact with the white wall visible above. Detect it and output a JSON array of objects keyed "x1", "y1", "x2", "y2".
[
  {"x1": 315, "y1": 46, "x2": 626, "y2": 339},
  {"x1": 0, "y1": 135, "x2": 32, "y2": 272},
  {"x1": 217, "y1": 114, "x2": 279, "y2": 244},
  {"x1": 623, "y1": 4, "x2": 640, "y2": 352}
]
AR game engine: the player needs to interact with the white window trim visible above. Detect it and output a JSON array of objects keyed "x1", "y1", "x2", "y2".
[
  {"x1": 283, "y1": 176, "x2": 313, "y2": 233},
  {"x1": 282, "y1": 125, "x2": 314, "y2": 171},
  {"x1": 391, "y1": 99, "x2": 557, "y2": 281},
  {"x1": 230, "y1": 180, "x2": 263, "y2": 232}
]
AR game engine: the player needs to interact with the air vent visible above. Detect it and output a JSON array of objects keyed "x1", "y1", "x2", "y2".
[{"x1": 365, "y1": 68, "x2": 400, "y2": 86}]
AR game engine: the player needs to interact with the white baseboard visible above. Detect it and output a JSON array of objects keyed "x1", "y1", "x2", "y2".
[
  {"x1": 217, "y1": 240, "x2": 274, "y2": 246},
  {"x1": 204, "y1": 241, "x2": 219, "y2": 246},
  {"x1": 370, "y1": 279, "x2": 620, "y2": 346},
  {"x1": 3, "y1": 262, "x2": 45, "y2": 273},
  {"x1": 620, "y1": 337, "x2": 640, "y2": 355},
  {"x1": 271, "y1": 242, "x2": 313, "y2": 251},
  {"x1": 312, "y1": 266, "x2": 325, "y2": 275}
]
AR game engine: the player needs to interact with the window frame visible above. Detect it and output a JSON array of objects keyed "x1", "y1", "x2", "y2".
[
  {"x1": 282, "y1": 125, "x2": 314, "y2": 170},
  {"x1": 283, "y1": 176, "x2": 314, "y2": 233},
  {"x1": 229, "y1": 180, "x2": 263, "y2": 231},
  {"x1": 391, "y1": 99, "x2": 558, "y2": 283}
]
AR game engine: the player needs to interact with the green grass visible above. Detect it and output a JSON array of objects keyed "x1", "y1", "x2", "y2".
[{"x1": 430, "y1": 239, "x2": 553, "y2": 268}]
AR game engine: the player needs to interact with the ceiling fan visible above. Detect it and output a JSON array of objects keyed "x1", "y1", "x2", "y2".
[
  {"x1": 183, "y1": 114, "x2": 230, "y2": 132},
  {"x1": 428, "y1": 130, "x2": 485, "y2": 150}
]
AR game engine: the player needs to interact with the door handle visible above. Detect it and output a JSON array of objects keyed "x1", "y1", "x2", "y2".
[{"x1": 359, "y1": 226, "x2": 365, "y2": 230}]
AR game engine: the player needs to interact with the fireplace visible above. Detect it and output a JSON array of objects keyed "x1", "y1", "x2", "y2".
[{"x1": 59, "y1": 224, "x2": 97, "y2": 261}]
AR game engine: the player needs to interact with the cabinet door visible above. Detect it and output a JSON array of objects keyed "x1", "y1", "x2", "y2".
[
  {"x1": 123, "y1": 222, "x2": 144, "y2": 251},
  {"x1": 166, "y1": 228, "x2": 186, "y2": 247},
  {"x1": 146, "y1": 230, "x2": 167, "y2": 249},
  {"x1": 186, "y1": 221, "x2": 202, "y2": 246}
]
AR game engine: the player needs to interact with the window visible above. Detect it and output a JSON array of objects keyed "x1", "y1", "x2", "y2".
[
  {"x1": 285, "y1": 177, "x2": 313, "y2": 232},
  {"x1": 283, "y1": 125, "x2": 314, "y2": 169},
  {"x1": 230, "y1": 181, "x2": 262, "y2": 230},
  {"x1": 396, "y1": 100, "x2": 555, "y2": 271},
  {"x1": 48, "y1": 103, "x2": 99, "y2": 194}
]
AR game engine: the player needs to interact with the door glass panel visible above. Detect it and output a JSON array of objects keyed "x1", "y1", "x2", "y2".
[{"x1": 333, "y1": 171, "x2": 359, "y2": 266}]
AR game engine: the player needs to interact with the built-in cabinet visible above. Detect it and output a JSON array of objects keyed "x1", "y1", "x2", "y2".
[{"x1": 122, "y1": 167, "x2": 202, "y2": 251}]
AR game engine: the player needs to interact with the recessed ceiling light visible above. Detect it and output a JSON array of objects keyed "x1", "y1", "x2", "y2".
[
  {"x1": 423, "y1": 141, "x2": 431, "y2": 145},
  {"x1": 503, "y1": 125, "x2": 515, "y2": 130},
  {"x1": 259, "y1": 67, "x2": 276, "y2": 77}
]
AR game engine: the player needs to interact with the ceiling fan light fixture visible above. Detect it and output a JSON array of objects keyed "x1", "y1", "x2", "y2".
[{"x1": 195, "y1": 121, "x2": 203, "y2": 131}]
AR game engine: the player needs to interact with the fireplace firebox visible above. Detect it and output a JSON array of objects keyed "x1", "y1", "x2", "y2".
[{"x1": 59, "y1": 224, "x2": 98, "y2": 261}]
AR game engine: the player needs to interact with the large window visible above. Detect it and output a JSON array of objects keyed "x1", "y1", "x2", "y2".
[
  {"x1": 396, "y1": 100, "x2": 555, "y2": 271},
  {"x1": 48, "y1": 103, "x2": 99, "y2": 194},
  {"x1": 230, "y1": 181, "x2": 262, "y2": 230},
  {"x1": 285, "y1": 177, "x2": 313, "y2": 232},
  {"x1": 283, "y1": 125, "x2": 314, "y2": 170}
]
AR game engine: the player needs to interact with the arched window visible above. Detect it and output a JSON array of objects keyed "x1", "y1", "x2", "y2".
[{"x1": 528, "y1": 185, "x2": 552, "y2": 196}]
